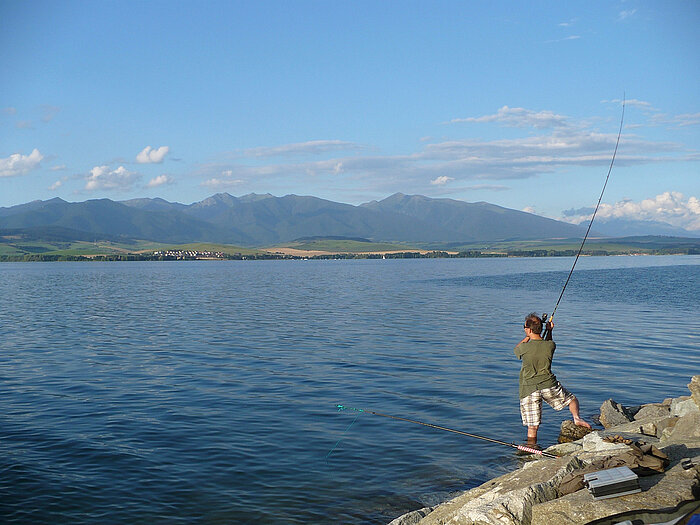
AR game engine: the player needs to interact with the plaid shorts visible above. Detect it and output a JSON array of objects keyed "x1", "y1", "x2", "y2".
[{"x1": 520, "y1": 381, "x2": 575, "y2": 427}]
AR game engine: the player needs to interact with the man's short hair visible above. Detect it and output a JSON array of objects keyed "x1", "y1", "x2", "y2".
[{"x1": 525, "y1": 313, "x2": 542, "y2": 335}]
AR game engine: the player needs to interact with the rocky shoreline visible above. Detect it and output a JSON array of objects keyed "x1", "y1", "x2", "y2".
[{"x1": 389, "y1": 375, "x2": 700, "y2": 525}]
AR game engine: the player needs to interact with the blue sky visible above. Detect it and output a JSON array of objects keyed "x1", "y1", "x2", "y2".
[{"x1": 1, "y1": 1, "x2": 698, "y2": 230}]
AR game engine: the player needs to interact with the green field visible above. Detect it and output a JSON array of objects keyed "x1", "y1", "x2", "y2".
[
  {"x1": 0, "y1": 239, "x2": 147, "y2": 256},
  {"x1": 0, "y1": 238, "x2": 262, "y2": 258},
  {"x1": 422, "y1": 236, "x2": 700, "y2": 255},
  {"x1": 275, "y1": 236, "x2": 700, "y2": 256}
]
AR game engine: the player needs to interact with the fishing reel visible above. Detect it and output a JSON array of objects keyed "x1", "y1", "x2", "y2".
[{"x1": 541, "y1": 313, "x2": 551, "y2": 338}]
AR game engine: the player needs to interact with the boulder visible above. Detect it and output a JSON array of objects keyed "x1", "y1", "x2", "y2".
[
  {"x1": 640, "y1": 422, "x2": 657, "y2": 437},
  {"x1": 689, "y1": 375, "x2": 700, "y2": 408},
  {"x1": 655, "y1": 417, "x2": 680, "y2": 439},
  {"x1": 387, "y1": 506, "x2": 433, "y2": 525},
  {"x1": 662, "y1": 411, "x2": 700, "y2": 444},
  {"x1": 599, "y1": 399, "x2": 634, "y2": 429},
  {"x1": 670, "y1": 396, "x2": 700, "y2": 417},
  {"x1": 588, "y1": 419, "x2": 660, "y2": 440},
  {"x1": 633, "y1": 403, "x2": 671, "y2": 422},
  {"x1": 582, "y1": 432, "x2": 633, "y2": 453},
  {"x1": 545, "y1": 442, "x2": 582, "y2": 457},
  {"x1": 413, "y1": 456, "x2": 585, "y2": 525},
  {"x1": 558, "y1": 420, "x2": 594, "y2": 443}
]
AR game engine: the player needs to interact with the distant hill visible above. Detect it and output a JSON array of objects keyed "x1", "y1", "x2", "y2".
[
  {"x1": 575, "y1": 217, "x2": 700, "y2": 238},
  {"x1": 120, "y1": 197, "x2": 188, "y2": 213},
  {"x1": 362, "y1": 193, "x2": 586, "y2": 241},
  {"x1": 0, "y1": 191, "x2": 645, "y2": 247},
  {"x1": 0, "y1": 198, "x2": 244, "y2": 244}
]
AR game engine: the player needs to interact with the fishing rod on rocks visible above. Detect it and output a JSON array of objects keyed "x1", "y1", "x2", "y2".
[
  {"x1": 542, "y1": 95, "x2": 626, "y2": 339},
  {"x1": 332, "y1": 405, "x2": 559, "y2": 459}
]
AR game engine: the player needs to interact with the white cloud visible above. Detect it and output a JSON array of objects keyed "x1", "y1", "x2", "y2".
[
  {"x1": 430, "y1": 176, "x2": 453, "y2": 185},
  {"x1": 561, "y1": 192, "x2": 700, "y2": 232},
  {"x1": 619, "y1": 9, "x2": 637, "y2": 20},
  {"x1": 16, "y1": 120, "x2": 33, "y2": 129},
  {"x1": 451, "y1": 106, "x2": 570, "y2": 129},
  {"x1": 602, "y1": 100, "x2": 700, "y2": 128},
  {"x1": 200, "y1": 168, "x2": 245, "y2": 189},
  {"x1": 545, "y1": 35, "x2": 581, "y2": 43},
  {"x1": 523, "y1": 206, "x2": 538, "y2": 214},
  {"x1": 604, "y1": 98, "x2": 658, "y2": 112},
  {"x1": 650, "y1": 112, "x2": 700, "y2": 128},
  {"x1": 136, "y1": 145, "x2": 170, "y2": 164},
  {"x1": 242, "y1": 140, "x2": 362, "y2": 158},
  {"x1": 50, "y1": 164, "x2": 67, "y2": 171},
  {"x1": 201, "y1": 177, "x2": 245, "y2": 189},
  {"x1": 668, "y1": 112, "x2": 700, "y2": 127},
  {"x1": 147, "y1": 174, "x2": 174, "y2": 187},
  {"x1": 85, "y1": 165, "x2": 138, "y2": 191},
  {"x1": 0, "y1": 149, "x2": 43, "y2": 177},
  {"x1": 464, "y1": 184, "x2": 509, "y2": 191},
  {"x1": 49, "y1": 180, "x2": 63, "y2": 190},
  {"x1": 41, "y1": 105, "x2": 60, "y2": 123}
]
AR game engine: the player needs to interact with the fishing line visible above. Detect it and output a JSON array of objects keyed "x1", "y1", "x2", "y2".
[
  {"x1": 545, "y1": 94, "x2": 626, "y2": 329},
  {"x1": 325, "y1": 411, "x2": 360, "y2": 461},
  {"x1": 330, "y1": 405, "x2": 559, "y2": 459}
]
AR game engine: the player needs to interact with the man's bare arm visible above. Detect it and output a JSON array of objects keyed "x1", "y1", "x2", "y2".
[{"x1": 544, "y1": 321, "x2": 554, "y2": 341}]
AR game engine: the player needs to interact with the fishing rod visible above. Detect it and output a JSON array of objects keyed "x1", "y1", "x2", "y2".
[
  {"x1": 334, "y1": 405, "x2": 559, "y2": 459},
  {"x1": 542, "y1": 95, "x2": 626, "y2": 339}
]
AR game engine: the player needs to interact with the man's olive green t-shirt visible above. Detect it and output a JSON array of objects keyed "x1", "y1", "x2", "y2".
[{"x1": 514, "y1": 339, "x2": 557, "y2": 399}]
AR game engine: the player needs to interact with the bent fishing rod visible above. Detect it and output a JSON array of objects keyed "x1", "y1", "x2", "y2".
[
  {"x1": 542, "y1": 95, "x2": 626, "y2": 338},
  {"x1": 334, "y1": 405, "x2": 559, "y2": 459}
]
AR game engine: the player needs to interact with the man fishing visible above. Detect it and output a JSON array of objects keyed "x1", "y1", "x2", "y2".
[{"x1": 515, "y1": 313, "x2": 591, "y2": 448}]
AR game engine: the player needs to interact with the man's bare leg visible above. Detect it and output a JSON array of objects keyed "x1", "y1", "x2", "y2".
[
  {"x1": 527, "y1": 425, "x2": 539, "y2": 444},
  {"x1": 568, "y1": 397, "x2": 592, "y2": 428}
]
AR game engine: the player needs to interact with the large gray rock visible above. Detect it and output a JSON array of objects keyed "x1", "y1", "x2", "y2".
[
  {"x1": 531, "y1": 461, "x2": 700, "y2": 525},
  {"x1": 655, "y1": 417, "x2": 680, "y2": 439},
  {"x1": 633, "y1": 403, "x2": 671, "y2": 421},
  {"x1": 545, "y1": 442, "x2": 582, "y2": 457},
  {"x1": 412, "y1": 456, "x2": 584, "y2": 525},
  {"x1": 387, "y1": 506, "x2": 433, "y2": 525},
  {"x1": 599, "y1": 399, "x2": 634, "y2": 429},
  {"x1": 661, "y1": 411, "x2": 700, "y2": 444},
  {"x1": 640, "y1": 421, "x2": 658, "y2": 437},
  {"x1": 670, "y1": 396, "x2": 700, "y2": 417},
  {"x1": 582, "y1": 432, "x2": 633, "y2": 453},
  {"x1": 689, "y1": 375, "x2": 700, "y2": 408}
]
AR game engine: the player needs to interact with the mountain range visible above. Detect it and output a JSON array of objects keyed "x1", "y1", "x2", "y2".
[{"x1": 0, "y1": 193, "x2": 695, "y2": 246}]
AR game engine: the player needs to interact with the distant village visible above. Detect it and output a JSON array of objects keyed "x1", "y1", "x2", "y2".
[{"x1": 152, "y1": 249, "x2": 228, "y2": 260}]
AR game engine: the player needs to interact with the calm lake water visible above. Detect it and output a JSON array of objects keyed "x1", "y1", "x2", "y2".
[{"x1": 1, "y1": 256, "x2": 698, "y2": 524}]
